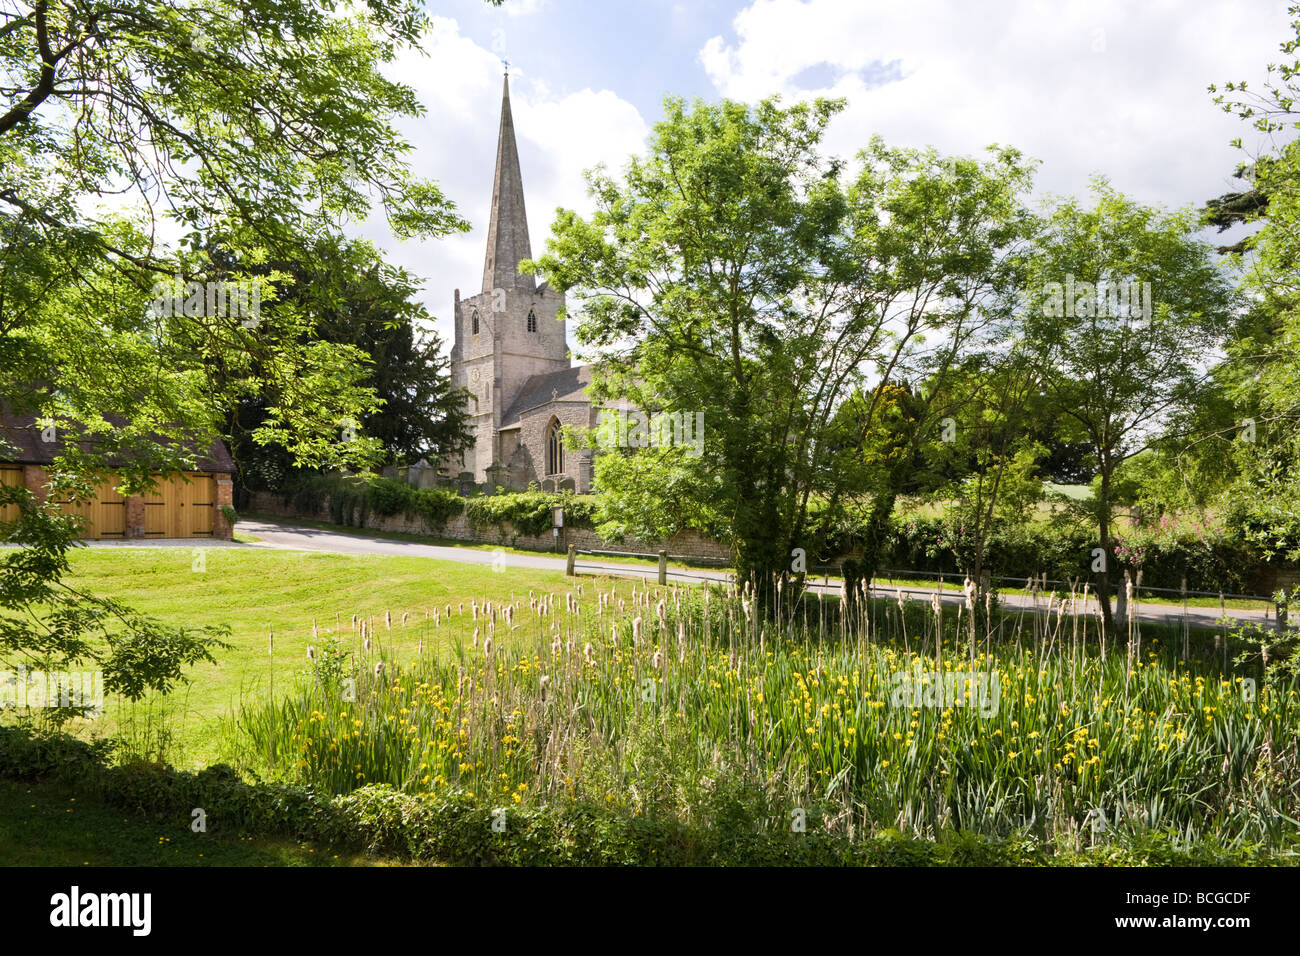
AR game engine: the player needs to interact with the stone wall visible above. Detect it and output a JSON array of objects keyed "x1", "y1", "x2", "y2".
[{"x1": 247, "y1": 490, "x2": 731, "y2": 563}]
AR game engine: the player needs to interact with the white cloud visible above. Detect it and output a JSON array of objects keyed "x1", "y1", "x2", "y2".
[
  {"x1": 354, "y1": 17, "x2": 648, "y2": 349},
  {"x1": 699, "y1": 0, "x2": 1292, "y2": 207},
  {"x1": 502, "y1": 0, "x2": 548, "y2": 17}
]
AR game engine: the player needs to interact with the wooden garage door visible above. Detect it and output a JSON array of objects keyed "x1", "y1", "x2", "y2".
[
  {"x1": 144, "y1": 473, "x2": 215, "y2": 538},
  {"x1": 0, "y1": 467, "x2": 22, "y2": 524},
  {"x1": 52, "y1": 478, "x2": 127, "y2": 539}
]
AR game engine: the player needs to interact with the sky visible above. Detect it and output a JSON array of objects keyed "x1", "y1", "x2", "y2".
[{"x1": 358, "y1": 0, "x2": 1297, "y2": 352}]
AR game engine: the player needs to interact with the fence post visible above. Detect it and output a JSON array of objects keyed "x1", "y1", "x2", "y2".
[
  {"x1": 565, "y1": 545, "x2": 576, "y2": 577},
  {"x1": 658, "y1": 549, "x2": 668, "y2": 586}
]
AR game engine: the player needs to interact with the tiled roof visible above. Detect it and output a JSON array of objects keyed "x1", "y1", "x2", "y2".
[
  {"x1": 0, "y1": 408, "x2": 235, "y2": 473},
  {"x1": 499, "y1": 365, "x2": 594, "y2": 428}
]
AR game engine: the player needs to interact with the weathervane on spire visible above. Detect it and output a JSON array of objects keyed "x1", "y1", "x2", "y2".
[{"x1": 503, "y1": 58, "x2": 510, "y2": 75}]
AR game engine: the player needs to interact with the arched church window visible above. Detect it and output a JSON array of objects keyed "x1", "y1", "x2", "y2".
[
  {"x1": 527, "y1": 309, "x2": 537, "y2": 333},
  {"x1": 472, "y1": 309, "x2": 480, "y2": 335},
  {"x1": 545, "y1": 418, "x2": 564, "y2": 476}
]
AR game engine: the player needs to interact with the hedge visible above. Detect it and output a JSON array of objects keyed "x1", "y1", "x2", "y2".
[
  {"x1": 882, "y1": 516, "x2": 1282, "y2": 595},
  {"x1": 463, "y1": 490, "x2": 598, "y2": 537},
  {"x1": 280, "y1": 474, "x2": 463, "y2": 531}
]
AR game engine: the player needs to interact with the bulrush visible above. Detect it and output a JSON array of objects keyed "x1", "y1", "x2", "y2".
[
  {"x1": 583, "y1": 642, "x2": 594, "y2": 665},
  {"x1": 931, "y1": 591, "x2": 942, "y2": 617},
  {"x1": 652, "y1": 649, "x2": 663, "y2": 669},
  {"x1": 963, "y1": 578, "x2": 976, "y2": 611},
  {"x1": 363, "y1": 635, "x2": 372, "y2": 654},
  {"x1": 656, "y1": 599, "x2": 666, "y2": 627},
  {"x1": 445, "y1": 604, "x2": 451, "y2": 618},
  {"x1": 539, "y1": 674, "x2": 550, "y2": 702},
  {"x1": 505, "y1": 605, "x2": 514, "y2": 627},
  {"x1": 483, "y1": 635, "x2": 493, "y2": 656},
  {"x1": 472, "y1": 602, "x2": 479, "y2": 621},
  {"x1": 632, "y1": 616, "x2": 643, "y2": 645},
  {"x1": 312, "y1": 620, "x2": 319, "y2": 640},
  {"x1": 306, "y1": 645, "x2": 315, "y2": 660},
  {"x1": 472, "y1": 626, "x2": 480, "y2": 649},
  {"x1": 401, "y1": 611, "x2": 409, "y2": 628},
  {"x1": 373, "y1": 661, "x2": 384, "y2": 679},
  {"x1": 385, "y1": 609, "x2": 392, "y2": 630},
  {"x1": 351, "y1": 613, "x2": 358, "y2": 630}
]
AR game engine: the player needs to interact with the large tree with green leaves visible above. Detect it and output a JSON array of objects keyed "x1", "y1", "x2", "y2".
[
  {"x1": 532, "y1": 96, "x2": 1036, "y2": 613},
  {"x1": 0, "y1": 0, "x2": 483, "y2": 711},
  {"x1": 1021, "y1": 182, "x2": 1235, "y2": 636},
  {"x1": 1203, "y1": 6, "x2": 1300, "y2": 562},
  {"x1": 226, "y1": 237, "x2": 473, "y2": 498}
]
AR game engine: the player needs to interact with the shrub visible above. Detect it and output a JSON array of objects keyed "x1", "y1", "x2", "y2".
[
  {"x1": 464, "y1": 490, "x2": 597, "y2": 538},
  {"x1": 0, "y1": 724, "x2": 1288, "y2": 866},
  {"x1": 279, "y1": 474, "x2": 463, "y2": 531}
]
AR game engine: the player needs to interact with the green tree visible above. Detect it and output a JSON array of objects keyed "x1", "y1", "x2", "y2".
[
  {"x1": 1206, "y1": 6, "x2": 1300, "y2": 561},
  {"x1": 532, "y1": 96, "x2": 1036, "y2": 613},
  {"x1": 1021, "y1": 182, "x2": 1236, "y2": 637},
  {"x1": 227, "y1": 238, "x2": 473, "y2": 498},
  {"x1": 922, "y1": 346, "x2": 1046, "y2": 605},
  {"x1": 0, "y1": 0, "x2": 484, "y2": 709}
]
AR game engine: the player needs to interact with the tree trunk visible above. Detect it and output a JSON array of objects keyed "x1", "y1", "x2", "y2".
[{"x1": 1096, "y1": 468, "x2": 1115, "y2": 640}]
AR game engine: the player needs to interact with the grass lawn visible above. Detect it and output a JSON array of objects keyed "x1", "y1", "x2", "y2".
[
  {"x1": 58, "y1": 547, "x2": 634, "y2": 769},
  {"x1": 0, "y1": 779, "x2": 392, "y2": 866}
]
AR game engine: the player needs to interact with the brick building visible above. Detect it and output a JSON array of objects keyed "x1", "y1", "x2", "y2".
[{"x1": 0, "y1": 411, "x2": 235, "y2": 540}]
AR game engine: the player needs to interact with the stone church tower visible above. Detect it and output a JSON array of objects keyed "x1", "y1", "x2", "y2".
[{"x1": 446, "y1": 74, "x2": 597, "y2": 493}]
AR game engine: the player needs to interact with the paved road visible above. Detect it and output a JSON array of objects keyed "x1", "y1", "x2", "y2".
[{"x1": 215, "y1": 518, "x2": 1272, "y2": 631}]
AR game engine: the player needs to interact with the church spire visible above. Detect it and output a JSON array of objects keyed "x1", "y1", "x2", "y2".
[{"x1": 482, "y1": 73, "x2": 534, "y2": 293}]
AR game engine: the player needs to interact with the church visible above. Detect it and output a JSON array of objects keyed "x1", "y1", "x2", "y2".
[{"x1": 443, "y1": 74, "x2": 600, "y2": 494}]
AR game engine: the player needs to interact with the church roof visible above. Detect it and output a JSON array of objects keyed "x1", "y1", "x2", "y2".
[
  {"x1": 482, "y1": 74, "x2": 535, "y2": 295},
  {"x1": 499, "y1": 365, "x2": 593, "y2": 428}
]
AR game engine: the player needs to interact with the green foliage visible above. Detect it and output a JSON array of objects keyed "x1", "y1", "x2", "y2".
[
  {"x1": 281, "y1": 474, "x2": 464, "y2": 531},
  {"x1": 2, "y1": 724, "x2": 1290, "y2": 865},
  {"x1": 531, "y1": 95, "x2": 1037, "y2": 610},
  {"x1": 464, "y1": 490, "x2": 597, "y2": 538},
  {"x1": 227, "y1": 238, "x2": 472, "y2": 497},
  {"x1": 0, "y1": 0, "x2": 483, "y2": 722},
  {"x1": 885, "y1": 512, "x2": 1276, "y2": 594},
  {"x1": 218, "y1": 584, "x2": 1300, "y2": 853}
]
